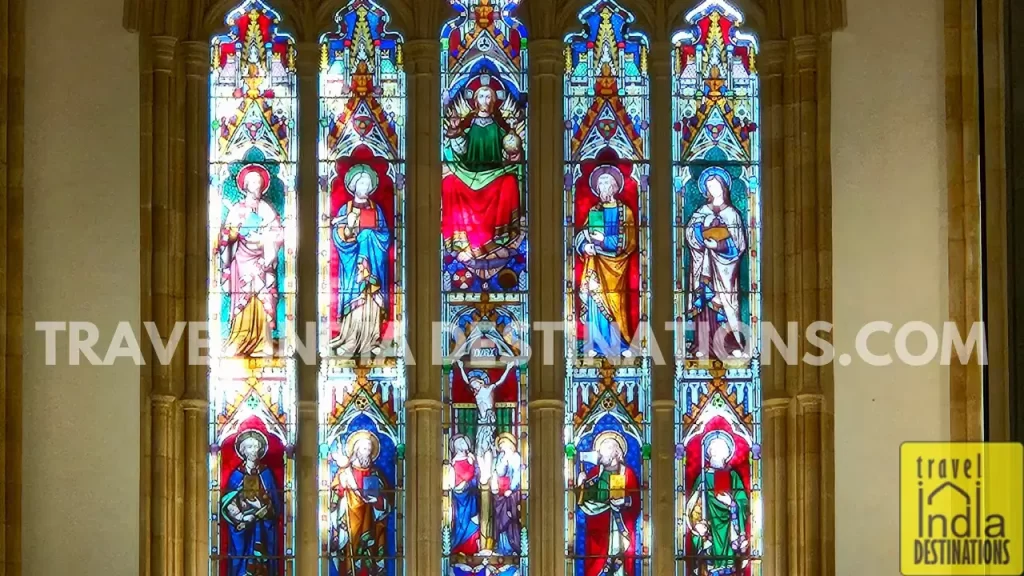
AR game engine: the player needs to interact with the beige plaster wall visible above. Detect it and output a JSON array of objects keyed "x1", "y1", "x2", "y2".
[
  {"x1": 11, "y1": 0, "x2": 958, "y2": 575},
  {"x1": 22, "y1": 0, "x2": 140, "y2": 574},
  {"x1": 832, "y1": 0, "x2": 950, "y2": 573}
]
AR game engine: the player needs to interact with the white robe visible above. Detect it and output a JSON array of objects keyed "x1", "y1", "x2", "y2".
[{"x1": 685, "y1": 203, "x2": 747, "y2": 338}]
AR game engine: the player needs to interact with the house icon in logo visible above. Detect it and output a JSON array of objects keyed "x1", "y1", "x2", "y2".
[{"x1": 919, "y1": 480, "x2": 980, "y2": 539}]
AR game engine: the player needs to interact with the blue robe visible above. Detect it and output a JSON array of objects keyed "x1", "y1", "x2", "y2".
[
  {"x1": 333, "y1": 201, "x2": 390, "y2": 320},
  {"x1": 221, "y1": 466, "x2": 282, "y2": 576},
  {"x1": 451, "y1": 459, "x2": 481, "y2": 554}
]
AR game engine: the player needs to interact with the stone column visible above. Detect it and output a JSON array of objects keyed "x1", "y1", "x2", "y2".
[
  {"x1": 403, "y1": 38, "x2": 443, "y2": 576},
  {"x1": 139, "y1": 31, "x2": 154, "y2": 576},
  {"x1": 759, "y1": 31, "x2": 836, "y2": 576},
  {"x1": 779, "y1": 35, "x2": 834, "y2": 576},
  {"x1": 945, "y1": 0, "x2": 985, "y2": 442},
  {"x1": 647, "y1": 38, "x2": 675, "y2": 576},
  {"x1": 149, "y1": 35, "x2": 181, "y2": 576},
  {"x1": 527, "y1": 37, "x2": 566, "y2": 576},
  {"x1": 760, "y1": 398, "x2": 789, "y2": 576},
  {"x1": 295, "y1": 41, "x2": 320, "y2": 576},
  {"x1": 181, "y1": 38, "x2": 209, "y2": 576},
  {"x1": 1, "y1": 0, "x2": 24, "y2": 573},
  {"x1": 979, "y1": 0, "x2": 1008, "y2": 441},
  {"x1": 758, "y1": 39, "x2": 789, "y2": 576}
]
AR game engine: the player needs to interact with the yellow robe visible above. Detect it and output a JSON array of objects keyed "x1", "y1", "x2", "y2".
[{"x1": 580, "y1": 201, "x2": 637, "y2": 340}]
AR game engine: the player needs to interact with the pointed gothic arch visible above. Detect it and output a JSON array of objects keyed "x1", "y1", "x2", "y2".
[{"x1": 123, "y1": 0, "x2": 850, "y2": 575}]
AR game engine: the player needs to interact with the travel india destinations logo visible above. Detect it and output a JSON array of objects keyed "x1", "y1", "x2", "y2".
[{"x1": 900, "y1": 442, "x2": 1024, "y2": 575}]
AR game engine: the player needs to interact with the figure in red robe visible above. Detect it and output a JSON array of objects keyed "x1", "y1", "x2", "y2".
[
  {"x1": 575, "y1": 431, "x2": 641, "y2": 576},
  {"x1": 442, "y1": 73, "x2": 525, "y2": 282},
  {"x1": 448, "y1": 434, "x2": 482, "y2": 556}
]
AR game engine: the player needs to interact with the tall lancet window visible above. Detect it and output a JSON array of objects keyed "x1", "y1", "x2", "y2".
[
  {"x1": 563, "y1": 2, "x2": 651, "y2": 576},
  {"x1": 317, "y1": 1, "x2": 407, "y2": 576},
  {"x1": 208, "y1": 1, "x2": 298, "y2": 575},
  {"x1": 440, "y1": 0, "x2": 530, "y2": 575},
  {"x1": 672, "y1": 2, "x2": 762, "y2": 576}
]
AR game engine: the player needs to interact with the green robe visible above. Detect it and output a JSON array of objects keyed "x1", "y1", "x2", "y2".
[
  {"x1": 691, "y1": 469, "x2": 749, "y2": 569},
  {"x1": 446, "y1": 118, "x2": 519, "y2": 190}
]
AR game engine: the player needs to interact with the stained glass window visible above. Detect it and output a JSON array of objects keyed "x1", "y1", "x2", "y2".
[
  {"x1": 563, "y1": 2, "x2": 651, "y2": 575},
  {"x1": 316, "y1": 1, "x2": 407, "y2": 575},
  {"x1": 672, "y1": 2, "x2": 762, "y2": 576},
  {"x1": 440, "y1": 1, "x2": 530, "y2": 575},
  {"x1": 208, "y1": 1, "x2": 298, "y2": 575}
]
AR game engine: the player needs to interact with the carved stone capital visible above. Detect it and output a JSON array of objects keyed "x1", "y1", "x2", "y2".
[
  {"x1": 151, "y1": 394, "x2": 178, "y2": 412},
  {"x1": 760, "y1": 40, "x2": 788, "y2": 76},
  {"x1": 529, "y1": 398, "x2": 565, "y2": 411},
  {"x1": 151, "y1": 36, "x2": 178, "y2": 73},
  {"x1": 407, "y1": 398, "x2": 444, "y2": 413},
  {"x1": 793, "y1": 35, "x2": 820, "y2": 71},
  {"x1": 182, "y1": 41, "x2": 209, "y2": 78},
  {"x1": 295, "y1": 41, "x2": 320, "y2": 80},
  {"x1": 795, "y1": 393, "x2": 829, "y2": 413},
  {"x1": 530, "y1": 39, "x2": 563, "y2": 77},
  {"x1": 179, "y1": 398, "x2": 208, "y2": 412},
  {"x1": 650, "y1": 40, "x2": 673, "y2": 80},
  {"x1": 762, "y1": 396, "x2": 792, "y2": 416},
  {"x1": 404, "y1": 39, "x2": 440, "y2": 75},
  {"x1": 652, "y1": 399, "x2": 675, "y2": 412}
]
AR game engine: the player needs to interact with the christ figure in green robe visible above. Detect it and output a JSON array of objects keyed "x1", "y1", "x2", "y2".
[{"x1": 441, "y1": 77, "x2": 524, "y2": 281}]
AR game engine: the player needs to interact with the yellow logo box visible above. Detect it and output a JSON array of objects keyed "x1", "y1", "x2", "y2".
[{"x1": 900, "y1": 442, "x2": 1023, "y2": 576}]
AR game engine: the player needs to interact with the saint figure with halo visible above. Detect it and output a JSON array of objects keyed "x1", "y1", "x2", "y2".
[
  {"x1": 331, "y1": 163, "x2": 391, "y2": 357},
  {"x1": 684, "y1": 167, "x2": 747, "y2": 359},
  {"x1": 575, "y1": 165, "x2": 637, "y2": 358}
]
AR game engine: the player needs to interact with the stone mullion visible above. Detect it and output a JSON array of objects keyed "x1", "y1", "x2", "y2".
[
  {"x1": 171, "y1": 37, "x2": 188, "y2": 576},
  {"x1": 784, "y1": 37, "x2": 807, "y2": 576},
  {"x1": 788, "y1": 394, "x2": 826, "y2": 576},
  {"x1": 3, "y1": 0, "x2": 22, "y2": 571},
  {"x1": 295, "y1": 41, "x2": 320, "y2": 576},
  {"x1": 761, "y1": 40, "x2": 786, "y2": 398},
  {"x1": 139, "y1": 32, "x2": 154, "y2": 576},
  {"x1": 151, "y1": 392, "x2": 178, "y2": 576},
  {"x1": 794, "y1": 37, "x2": 820, "y2": 396},
  {"x1": 648, "y1": 39, "x2": 675, "y2": 576},
  {"x1": 403, "y1": 38, "x2": 443, "y2": 576},
  {"x1": 815, "y1": 36, "x2": 834, "y2": 404},
  {"x1": 946, "y1": 0, "x2": 984, "y2": 442},
  {"x1": 781, "y1": 40, "x2": 804, "y2": 401},
  {"x1": 297, "y1": 400, "x2": 319, "y2": 576},
  {"x1": 0, "y1": 0, "x2": 8, "y2": 564},
  {"x1": 813, "y1": 35, "x2": 836, "y2": 576},
  {"x1": 527, "y1": 37, "x2": 565, "y2": 576},
  {"x1": 783, "y1": 34, "x2": 830, "y2": 576},
  {"x1": 182, "y1": 39, "x2": 210, "y2": 576},
  {"x1": 980, "y1": 0, "x2": 1009, "y2": 441},
  {"x1": 181, "y1": 399, "x2": 208, "y2": 576},
  {"x1": 758, "y1": 39, "x2": 788, "y2": 576},
  {"x1": 149, "y1": 35, "x2": 180, "y2": 576},
  {"x1": 760, "y1": 398, "x2": 788, "y2": 576}
]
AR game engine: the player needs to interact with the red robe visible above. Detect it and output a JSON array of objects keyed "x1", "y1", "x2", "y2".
[
  {"x1": 450, "y1": 457, "x2": 481, "y2": 556},
  {"x1": 578, "y1": 464, "x2": 641, "y2": 576},
  {"x1": 441, "y1": 171, "x2": 521, "y2": 257}
]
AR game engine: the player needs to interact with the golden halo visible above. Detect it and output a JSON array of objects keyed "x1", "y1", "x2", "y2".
[
  {"x1": 234, "y1": 429, "x2": 269, "y2": 460},
  {"x1": 593, "y1": 430, "x2": 628, "y2": 456},
  {"x1": 345, "y1": 430, "x2": 381, "y2": 462},
  {"x1": 589, "y1": 165, "x2": 625, "y2": 196},
  {"x1": 495, "y1": 432, "x2": 517, "y2": 450}
]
